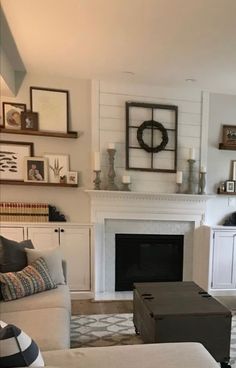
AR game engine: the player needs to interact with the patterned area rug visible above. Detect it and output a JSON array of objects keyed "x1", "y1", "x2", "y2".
[{"x1": 71, "y1": 314, "x2": 236, "y2": 367}]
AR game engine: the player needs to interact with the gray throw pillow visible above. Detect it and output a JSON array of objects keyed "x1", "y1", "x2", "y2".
[{"x1": 0, "y1": 236, "x2": 34, "y2": 273}]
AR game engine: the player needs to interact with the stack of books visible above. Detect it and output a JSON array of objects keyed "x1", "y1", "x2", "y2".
[{"x1": 0, "y1": 202, "x2": 49, "y2": 222}]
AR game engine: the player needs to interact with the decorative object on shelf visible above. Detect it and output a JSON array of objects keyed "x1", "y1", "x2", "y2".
[
  {"x1": 93, "y1": 170, "x2": 101, "y2": 190},
  {"x1": 106, "y1": 143, "x2": 118, "y2": 190},
  {"x1": 187, "y1": 148, "x2": 196, "y2": 194},
  {"x1": 0, "y1": 202, "x2": 49, "y2": 222},
  {"x1": 24, "y1": 157, "x2": 48, "y2": 183},
  {"x1": 232, "y1": 160, "x2": 236, "y2": 181},
  {"x1": 121, "y1": 175, "x2": 131, "y2": 191},
  {"x1": 2, "y1": 102, "x2": 27, "y2": 130},
  {"x1": 199, "y1": 166, "x2": 206, "y2": 195},
  {"x1": 225, "y1": 180, "x2": 235, "y2": 193},
  {"x1": 21, "y1": 111, "x2": 39, "y2": 131},
  {"x1": 0, "y1": 141, "x2": 34, "y2": 182},
  {"x1": 44, "y1": 154, "x2": 69, "y2": 183},
  {"x1": 48, "y1": 205, "x2": 66, "y2": 222},
  {"x1": 222, "y1": 125, "x2": 236, "y2": 148},
  {"x1": 30, "y1": 87, "x2": 69, "y2": 133},
  {"x1": 219, "y1": 181, "x2": 226, "y2": 193},
  {"x1": 223, "y1": 212, "x2": 236, "y2": 226},
  {"x1": 176, "y1": 171, "x2": 183, "y2": 193},
  {"x1": 126, "y1": 101, "x2": 178, "y2": 172},
  {"x1": 66, "y1": 171, "x2": 78, "y2": 185}
]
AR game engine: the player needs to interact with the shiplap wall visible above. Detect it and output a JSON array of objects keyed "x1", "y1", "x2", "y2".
[{"x1": 93, "y1": 81, "x2": 203, "y2": 193}]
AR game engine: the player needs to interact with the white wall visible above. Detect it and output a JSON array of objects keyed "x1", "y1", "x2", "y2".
[
  {"x1": 206, "y1": 93, "x2": 236, "y2": 225},
  {"x1": 93, "y1": 80, "x2": 203, "y2": 193},
  {"x1": 1, "y1": 73, "x2": 91, "y2": 222}
]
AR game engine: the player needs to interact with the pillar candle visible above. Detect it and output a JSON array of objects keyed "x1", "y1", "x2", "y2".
[
  {"x1": 94, "y1": 152, "x2": 101, "y2": 171},
  {"x1": 176, "y1": 171, "x2": 183, "y2": 184},
  {"x1": 189, "y1": 148, "x2": 195, "y2": 160},
  {"x1": 201, "y1": 166, "x2": 206, "y2": 173},
  {"x1": 108, "y1": 143, "x2": 115, "y2": 149},
  {"x1": 122, "y1": 175, "x2": 131, "y2": 184}
]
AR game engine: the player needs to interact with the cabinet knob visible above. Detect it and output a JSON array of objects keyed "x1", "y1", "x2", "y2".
[
  {"x1": 60, "y1": 229, "x2": 65, "y2": 233},
  {"x1": 54, "y1": 229, "x2": 58, "y2": 232}
]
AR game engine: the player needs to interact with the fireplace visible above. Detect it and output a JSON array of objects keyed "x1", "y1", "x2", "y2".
[{"x1": 115, "y1": 234, "x2": 184, "y2": 291}]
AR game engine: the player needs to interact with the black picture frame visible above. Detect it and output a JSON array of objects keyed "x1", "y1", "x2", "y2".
[
  {"x1": 2, "y1": 102, "x2": 27, "y2": 130},
  {"x1": 21, "y1": 111, "x2": 39, "y2": 131}
]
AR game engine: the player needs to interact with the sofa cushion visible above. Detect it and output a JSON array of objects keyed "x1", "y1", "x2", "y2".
[
  {"x1": 42, "y1": 342, "x2": 219, "y2": 368},
  {"x1": 0, "y1": 285, "x2": 71, "y2": 314},
  {"x1": 0, "y1": 235, "x2": 34, "y2": 273},
  {"x1": 0, "y1": 257, "x2": 56, "y2": 301},
  {"x1": 26, "y1": 247, "x2": 65, "y2": 285},
  {"x1": 0, "y1": 320, "x2": 44, "y2": 367},
  {"x1": 1, "y1": 308, "x2": 70, "y2": 351}
]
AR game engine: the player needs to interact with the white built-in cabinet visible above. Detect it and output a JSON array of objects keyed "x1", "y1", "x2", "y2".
[
  {"x1": 0, "y1": 223, "x2": 93, "y2": 298},
  {"x1": 193, "y1": 226, "x2": 236, "y2": 295}
]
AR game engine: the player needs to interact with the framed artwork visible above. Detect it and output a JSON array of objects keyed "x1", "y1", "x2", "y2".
[
  {"x1": 222, "y1": 125, "x2": 236, "y2": 147},
  {"x1": 21, "y1": 111, "x2": 39, "y2": 131},
  {"x1": 0, "y1": 141, "x2": 34, "y2": 181},
  {"x1": 232, "y1": 160, "x2": 236, "y2": 181},
  {"x1": 3, "y1": 102, "x2": 27, "y2": 130},
  {"x1": 226, "y1": 180, "x2": 235, "y2": 193},
  {"x1": 44, "y1": 153, "x2": 69, "y2": 183},
  {"x1": 24, "y1": 157, "x2": 48, "y2": 183},
  {"x1": 30, "y1": 87, "x2": 69, "y2": 133},
  {"x1": 66, "y1": 171, "x2": 78, "y2": 185}
]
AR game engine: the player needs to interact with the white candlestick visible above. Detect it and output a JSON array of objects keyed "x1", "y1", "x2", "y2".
[
  {"x1": 189, "y1": 148, "x2": 195, "y2": 160},
  {"x1": 201, "y1": 166, "x2": 206, "y2": 173},
  {"x1": 108, "y1": 143, "x2": 115, "y2": 149},
  {"x1": 122, "y1": 175, "x2": 131, "y2": 184},
  {"x1": 94, "y1": 152, "x2": 101, "y2": 171},
  {"x1": 176, "y1": 171, "x2": 183, "y2": 184}
]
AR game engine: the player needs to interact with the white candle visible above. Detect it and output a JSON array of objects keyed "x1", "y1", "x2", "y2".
[
  {"x1": 201, "y1": 166, "x2": 206, "y2": 173},
  {"x1": 122, "y1": 175, "x2": 131, "y2": 184},
  {"x1": 94, "y1": 152, "x2": 101, "y2": 171},
  {"x1": 189, "y1": 148, "x2": 195, "y2": 160},
  {"x1": 108, "y1": 143, "x2": 115, "y2": 149},
  {"x1": 176, "y1": 171, "x2": 183, "y2": 184}
]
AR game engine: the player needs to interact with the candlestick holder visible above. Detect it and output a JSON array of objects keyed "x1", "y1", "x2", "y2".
[
  {"x1": 176, "y1": 183, "x2": 182, "y2": 194},
  {"x1": 121, "y1": 183, "x2": 131, "y2": 191},
  {"x1": 199, "y1": 172, "x2": 206, "y2": 195},
  {"x1": 106, "y1": 149, "x2": 118, "y2": 190},
  {"x1": 187, "y1": 159, "x2": 196, "y2": 194},
  {"x1": 93, "y1": 170, "x2": 101, "y2": 190}
]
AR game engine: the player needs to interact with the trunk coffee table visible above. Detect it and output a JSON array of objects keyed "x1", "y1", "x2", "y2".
[{"x1": 133, "y1": 281, "x2": 232, "y2": 368}]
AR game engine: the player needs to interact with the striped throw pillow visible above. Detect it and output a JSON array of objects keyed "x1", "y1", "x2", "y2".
[
  {"x1": 0, "y1": 257, "x2": 56, "y2": 301},
  {"x1": 0, "y1": 320, "x2": 44, "y2": 367}
]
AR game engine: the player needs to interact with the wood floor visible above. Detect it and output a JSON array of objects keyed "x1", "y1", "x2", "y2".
[{"x1": 72, "y1": 300, "x2": 133, "y2": 315}]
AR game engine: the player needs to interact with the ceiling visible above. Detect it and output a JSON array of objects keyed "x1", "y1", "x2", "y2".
[{"x1": 2, "y1": 0, "x2": 236, "y2": 93}]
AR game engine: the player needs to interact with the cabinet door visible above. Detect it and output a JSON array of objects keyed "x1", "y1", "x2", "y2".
[
  {"x1": 0, "y1": 227, "x2": 24, "y2": 241},
  {"x1": 59, "y1": 227, "x2": 90, "y2": 291},
  {"x1": 27, "y1": 227, "x2": 59, "y2": 250},
  {"x1": 212, "y1": 231, "x2": 236, "y2": 289}
]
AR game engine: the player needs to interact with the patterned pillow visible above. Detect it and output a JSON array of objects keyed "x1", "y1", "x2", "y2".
[
  {"x1": 0, "y1": 320, "x2": 44, "y2": 367},
  {"x1": 0, "y1": 257, "x2": 57, "y2": 301}
]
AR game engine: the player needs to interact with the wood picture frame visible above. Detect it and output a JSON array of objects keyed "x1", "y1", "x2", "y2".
[
  {"x1": 44, "y1": 153, "x2": 69, "y2": 183},
  {"x1": 3, "y1": 102, "x2": 27, "y2": 130},
  {"x1": 21, "y1": 111, "x2": 39, "y2": 131},
  {"x1": 0, "y1": 141, "x2": 34, "y2": 182},
  {"x1": 30, "y1": 87, "x2": 69, "y2": 133},
  {"x1": 24, "y1": 157, "x2": 48, "y2": 183},
  {"x1": 222, "y1": 125, "x2": 236, "y2": 147}
]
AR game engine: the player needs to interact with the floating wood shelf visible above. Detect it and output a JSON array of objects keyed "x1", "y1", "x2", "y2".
[
  {"x1": 0, "y1": 180, "x2": 78, "y2": 188},
  {"x1": 218, "y1": 192, "x2": 236, "y2": 196},
  {"x1": 0, "y1": 128, "x2": 78, "y2": 138},
  {"x1": 219, "y1": 143, "x2": 236, "y2": 150}
]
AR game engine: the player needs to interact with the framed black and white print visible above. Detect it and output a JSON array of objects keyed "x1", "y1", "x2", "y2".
[
  {"x1": 226, "y1": 180, "x2": 235, "y2": 193},
  {"x1": 3, "y1": 102, "x2": 27, "y2": 130},
  {"x1": 0, "y1": 141, "x2": 34, "y2": 182},
  {"x1": 24, "y1": 157, "x2": 48, "y2": 183}
]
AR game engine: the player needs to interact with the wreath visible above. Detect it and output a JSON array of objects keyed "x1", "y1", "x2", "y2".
[{"x1": 137, "y1": 120, "x2": 169, "y2": 153}]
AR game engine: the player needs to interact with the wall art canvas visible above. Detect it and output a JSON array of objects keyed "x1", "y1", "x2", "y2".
[
  {"x1": 0, "y1": 141, "x2": 34, "y2": 181},
  {"x1": 44, "y1": 154, "x2": 69, "y2": 183}
]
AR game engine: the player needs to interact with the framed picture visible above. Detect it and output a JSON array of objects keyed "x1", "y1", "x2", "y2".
[
  {"x1": 21, "y1": 111, "x2": 39, "y2": 131},
  {"x1": 3, "y1": 102, "x2": 27, "y2": 130},
  {"x1": 226, "y1": 180, "x2": 235, "y2": 193},
  {"x1": 24, "y1": 157, "x2": 48, "y2": 183},
  {"x1": 232, "y1": 161, "x2": 236, "y2": 181},
  {"x1": 66, "y1": 171, "x2": 78, "y2": 185},
  {"x1": 222, "y1": 125, "x2": 236, "y2": 147},
  {"x1": 30, "y1": 87, "x2": 69, "y2": 133},
  {"x1": 44, "y1": 153, "x2": 69, "y2": 183},
  {"x1": 0, "y1": 141, "x2": 34, "y2": 181}
]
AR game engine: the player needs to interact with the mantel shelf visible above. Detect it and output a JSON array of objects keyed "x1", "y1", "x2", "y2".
[
  {"x1": 219, "y1": 143, "x2": 236, "y2": 150},
  {"x1": 0, "y1": 128, "x2": 78, "y2": 138},
  {"x1": 218, "y1": 192, "x2": 236, "y2": 196},
  {"x1": 0, "y1": 180, "x2": 78, "y2": 188}
]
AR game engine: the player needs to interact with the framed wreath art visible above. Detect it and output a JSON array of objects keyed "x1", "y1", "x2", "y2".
[{"x1": 126, "y1": 101, "x2": 178, "y2": 172}]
